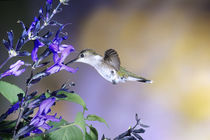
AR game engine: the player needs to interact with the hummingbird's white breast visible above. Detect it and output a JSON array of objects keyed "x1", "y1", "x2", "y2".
[
  {"x1": 95, "y1": 61, "x2": 119, "y2": 83},
  {"x1": 92, "y1": 57, "x2": 119, "y2": 83},
  {"x1": 76, "y1": 54, "x2": 121, "y2": 84}
]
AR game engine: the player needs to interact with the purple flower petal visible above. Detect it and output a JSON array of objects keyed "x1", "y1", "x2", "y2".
[
  {"x1": 37, "y1": 118, "x2": 45, "y2": 127},
  {"x1": 2, "y1": 39, "x2": 11, "y2": 50},
  {"x1": 46, "y1": 63, "x2": 77, "y2": 75},
  {"x1": 34, "y1": 39, "x2": 44, "y2": 48},
  {"x1": 34, "y1": 97, "x2": 55, "y2": 117},
  {"x1": 32, "y1": 128, "x2": 43, "y2": 134},
  {"x1": 27, "y1": 17, "x2": 41, "y2": 40},
  {"x1": 40, "y1": 97, "x2": 56, "y2": 115},
  {"x1": 61, "y1": 65, "x2": 78, "y2": 73},
  {"x1": 0, "y1": 71, "x2": 11, "y2": 78},
  {"x1": 16, "y1": 37, "x2": 25, "y2": 51},
  {"x1": 45, "y1": 114, "x2": 61, "y2": 122},
  {"x1": 46, "y1": 64, "x2": 61, "y2": 75},
  {"x1": 31, "y1": 117, "x2": 46, "y2": 128},
  {"x1": 46, "y1": 43, "x2": 76, "y2": 75},
  {"x1": 31, "y1": 46, "x2": 38, "y2": 62},
  {"x1": 49, "y1": 43, "x2": 59, "y2": 53},
  {"x1": 32, "y1": 39, "x2": 44, "y2": 62},
  {"x1": 47, "y1": 0, "x2": 52, "y2": 4},
  {"x1": 7, "y1": 30, "x2": 13, "y2": 49},
  {"x1": 29, "y1": 97, "x2": 61, "y2": 135},
  {"x1": 14, "y1": 69, "x2": 25, "y2": 76},
  {"x1": 7, "y1": 101, "x2": 20, "y2": 115},
  {"x1": 10, "y1": 60, "x2": 24, "y2": 69},
  {"x1": 28, "y1": 17, "x2": 38, "y2": 34},
  {"x1": 30, "y1": 117, "x2": 39, "y2": 125},
  {"x1": 59, "y1": 44, "x2": 74, "y2": 62},
  {"x1": 24, "y1": 133, "x2": 30, "y2": 137},
  {"x1": 53, "y1": 53, "x2": 60, "y2": 63},
  {"x1": 40, "y1": 123, "x2": 52, "y2": 130},
  {"x1": 0, "y1": 60, "x2": 25, "y2": 78}
]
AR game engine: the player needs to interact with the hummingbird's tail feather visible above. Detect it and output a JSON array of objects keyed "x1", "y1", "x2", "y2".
[
  {"x1": 137, "y1": 78, "x2": 153, "y2": 83},
  {"x1": 127, "y1": 76, "x2": 153, "y2": 83},
  {"x1": 119, "y1": 67, "x2": 153, "y2": 84}
]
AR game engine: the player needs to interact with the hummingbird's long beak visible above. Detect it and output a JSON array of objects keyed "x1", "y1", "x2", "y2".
[{"x1": 65, "y1": 57, "x2": 78, "y2": 65}]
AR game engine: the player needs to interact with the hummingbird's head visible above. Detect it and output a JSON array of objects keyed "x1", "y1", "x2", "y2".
[{"x1": 68, "y1": 49, "x2": 102, "y2": 66}]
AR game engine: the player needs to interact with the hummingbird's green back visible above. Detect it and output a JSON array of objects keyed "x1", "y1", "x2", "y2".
[{"x1": 118, "y1": 66, "x2": 141, "y2": 79}]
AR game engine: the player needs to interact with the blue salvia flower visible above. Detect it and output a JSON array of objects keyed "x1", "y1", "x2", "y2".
[
  {"x1": 27, "y1": 93, "x2": 46, "y2": 109},
  {"x1": 17, "y1": 8, "x2": 43, "y2": 42},
  {"x1": 27, "y1": 17, "x2": 41, "y2": 40},
  {"x1": 15, "y1": 21, "x2": 27, "y2": 52},
  {"x1": 2, "y1": 31, "x2": 14, "y2": 52},
  {"x1": 31, "y1": 39, "x2": 45, "y2": 62},
  {"x1": 46, "y1": 0, "x2": 53, "y2": 22},
  {"x1": 7, "y1": 102, "x2": 20, "y2": 115},
  {"x1": 45, "y1": 25, "x2": 77, "y2": 74},
  {"x1": 28, "y1": 97, "x2": 61, "y2": 135},
  {"x1": 49, "y1": 25, "x2": 68, "y2": 51},
  {"x1": 2, "y1": 31, "x2": 31, "y2": 58},
  {"x1": 27, "y1": 8, "x2": 43, "y2": 40},
  {"x1": 47, "y1": 0, "x2": 52, "y2": 4},
  {"x1": 47, "y1": 44, "x2": 78, "y2": 74},
  {"x1": 0, "y1": 60, "x2": 25, "y2": 78},
  {"x1": 0, "y1": 101, "x2": 20, "y2": 122},
  {"x1": 2, "y1": 31, "x2": 17, "y2": 57},
  {"x1": 20, "y1": 97, "x2": 60, "y2": 137}
]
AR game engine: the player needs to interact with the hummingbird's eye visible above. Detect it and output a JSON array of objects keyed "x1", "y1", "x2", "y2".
[
  {"x1": 80, "y1": 53, "x2": 84, "y2": 58},
  {"x1": 111, "y1": 70, "x2": 115, "y2": 74}
]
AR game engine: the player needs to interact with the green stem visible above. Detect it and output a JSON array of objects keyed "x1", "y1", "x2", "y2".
[{"x1": 13, "y1": 70, "x2": 33, "y2": 139}]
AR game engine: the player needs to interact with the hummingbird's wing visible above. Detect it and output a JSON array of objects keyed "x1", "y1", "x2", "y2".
[{"x1": 104, "y1": 49, "x2": 121, "y2": 70}]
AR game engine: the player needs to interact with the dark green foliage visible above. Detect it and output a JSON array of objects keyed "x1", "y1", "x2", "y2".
[{"x1": 0, "y1": 81, "x2": 25, "y2": 104}]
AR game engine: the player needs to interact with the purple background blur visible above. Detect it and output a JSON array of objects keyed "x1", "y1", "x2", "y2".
[{"x1": 1, "y1": 0, "x2": 210, "y2": 139}]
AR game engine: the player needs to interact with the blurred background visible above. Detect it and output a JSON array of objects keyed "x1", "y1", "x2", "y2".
[{"x1": 1, "y1": 0, "x2": 210, "y2": 139}]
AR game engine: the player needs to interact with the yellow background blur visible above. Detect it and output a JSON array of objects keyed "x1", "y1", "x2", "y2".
[{"x1": 1, "y1": 0, "x2": 210, "y2": 139}]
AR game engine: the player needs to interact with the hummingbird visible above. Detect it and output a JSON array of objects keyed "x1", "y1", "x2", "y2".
[{"x1": 67, "y1": 49, "x2": 153, "y2": 84}]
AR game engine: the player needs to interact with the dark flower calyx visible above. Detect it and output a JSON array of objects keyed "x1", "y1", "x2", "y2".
[{"x1": 133, "y1": 128, "x2": 145, "y2": 133}]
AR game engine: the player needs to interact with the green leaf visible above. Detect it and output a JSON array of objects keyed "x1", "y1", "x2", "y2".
[
  {"x1": 86, "y1": 114, "x2": 108, "y2": 127},
  {"x1": 56, "y1": 91, "x2": 87, "y2": 110},
  {"x1": 85, "y1": 126, "x2": 98, "y2": 140},
  {"x1": 23, "y1": 136, "x2": 43, "y2": 140},
  {"x1": 88, "y1": 126, "x2": 98, "y2": 140},
  {"x1": 33, "y1": 92, "x2": 50, "y2": 100},
  {"x1": 22, "y1": 119, "x2": 68, "y2": 140},
  {"x1": 47, "y1": 125, "x2": 83, "y2": 140},
  {"x1": 48, "y1": 119, "x2": 84, "y2": 140},
  {"x1": 0, "y1": 121, "x2": 16, "y2": 140},
  {"x1": 0, "y1": 81, "x2": 25, "y2": 104},
  {"x1": 24, "y1": 119, "x2": 83, "y2": 140},
  {"x1": 75, "y1": 112, "x2": 86, "y2": 135},
  {"x1": 48, "y1": 119, "x2": 68, "y2": 129},
  {"x1": 0, "y1": 133, "x2": 12, "y2": 140},
  {"x1": 45, "y1": 92, "x2": 51, "y2": 98},
  {"x1": 85, "y1": 133, "x2": 92, "y2": 140},
  {"x1": 0, "y1": 120, "x2": 16, "y2": 130}
]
